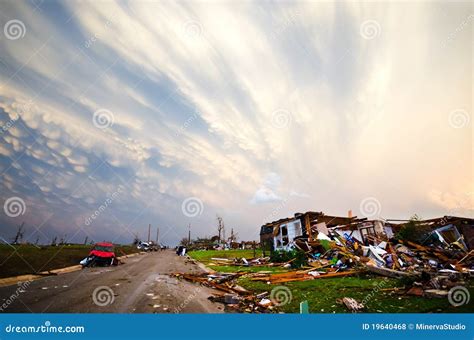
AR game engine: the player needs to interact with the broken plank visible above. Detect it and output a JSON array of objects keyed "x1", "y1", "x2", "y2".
[{"x1": 365, "y1": 265, "x2": 419, "y2": 279}]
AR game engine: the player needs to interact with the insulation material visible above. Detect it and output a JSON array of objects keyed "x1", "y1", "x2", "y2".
[
  {"x1": 316, "y1": 222, "x2": 329, "y2": 235},
  {"x1": 316, "y1": 232, "x2": 331, "y2": 241}
]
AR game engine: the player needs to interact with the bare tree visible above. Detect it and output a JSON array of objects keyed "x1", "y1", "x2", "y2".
[
  {"x1": 83, "y1": 236, "x2": 89, "y2": 245},
  {"x1": 12, "y1": 222, "x2": 25, "y2": 244},
  {"x1": 59, "y1": 234, "x2": 67, "y2": 245},
  {"x1": 132, "y1": 233, "x2": 140, "y2": 246},
  {"x1": 51, "y1": 236, "x2": 57, "y2": 246},
  {"x1": 229, "y1": 228, "x2": 238, "y2": 243}
]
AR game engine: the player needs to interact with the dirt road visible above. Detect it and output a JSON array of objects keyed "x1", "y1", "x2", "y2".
[{"x1": 0, "y1": 250, "x2": 223, "y2": 313}]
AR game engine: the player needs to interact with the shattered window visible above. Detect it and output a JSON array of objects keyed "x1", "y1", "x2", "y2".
[{"x1": 360, "y1": 226, "x2": 375, "y2": 243}]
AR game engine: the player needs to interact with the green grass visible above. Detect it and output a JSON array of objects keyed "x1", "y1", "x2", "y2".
[
  {"x1": 0, "y1": 244, "x2": 139, "y2": 278},
  {"x1": 237, "y1": 275, "x2": 474, "y2": 314},
  {"x1": 188, "y1": 249, "x2": 283, "y2": 273},
  {"x1": 188, "y1": 249, "x2": 264, "y2": 263}
]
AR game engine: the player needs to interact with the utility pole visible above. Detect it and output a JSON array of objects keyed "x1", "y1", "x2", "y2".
[
  {"x1": 147, "y1": 224, "x2": 151, "y2": 243},
  {"x1": 155, "y1": 227, "x2": 159, "y2": 244},
  {"x1": 188, "y1": 224, "x2": 191, "y2": 245}
]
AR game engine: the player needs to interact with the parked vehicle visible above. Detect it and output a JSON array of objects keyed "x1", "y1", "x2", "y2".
[
  {"x1": 81, "y1": 242, "x2": 117, "y2": 267},
  {"x1": 137, "y1": 241, "x2": 150, "y2": 251},
  {"x1": 137, "y1": 241, "x2": 160, "y2": 251}
]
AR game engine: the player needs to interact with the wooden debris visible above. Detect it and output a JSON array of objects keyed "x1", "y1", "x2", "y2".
[
  {"x1": 173, "y1": 272, "x2": 250, "y2": 296},
  {"x1": 424, "y1": 289, "x2": 449, "y2": 298},
  {"x1": 365, "y1": 265, "x2": 419, "y2": 279},
  {"x1": 342, "y1": 297, "x2": 364, "y2": 312},
  {"x1": 406, "y1": 286, "x2": 424, "y2": 296},
  {"x1": 250, "y1": 270, "x2": 361, "y2": 283}
]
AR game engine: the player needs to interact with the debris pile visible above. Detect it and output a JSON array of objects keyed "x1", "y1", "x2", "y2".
[
  {"x1": 260, "y1": 212, "x2": 473, "y2": 285},
  {"x1": 172, "y1": 272, "x2": 276, "y2": 313},
  {"x1": 250, "y1": 269, "x2": 361, "y2": 284},
  {"x1": 174, "y1": 214, "x2": 473, "y2": 312},
  {"x1": 288, "y1": 230, "x2": 473, "y2": 295}
]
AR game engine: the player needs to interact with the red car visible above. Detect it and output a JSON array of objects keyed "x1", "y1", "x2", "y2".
[{"x1": 83, "y1": 242, "x2": 118, "y2": 267}]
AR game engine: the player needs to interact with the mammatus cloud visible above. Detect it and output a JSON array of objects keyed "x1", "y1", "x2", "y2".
[{"x1": 0, "y1": 1, "x2": 472, "y2": 245}]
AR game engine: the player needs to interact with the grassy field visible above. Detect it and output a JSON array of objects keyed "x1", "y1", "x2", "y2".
[
  {"x1": 188, "y1": 249, "x2": 474, "y2": 313},
  {"x1": 188, "y1": 249, "x2": 286, "y2": 273},
  {"x1": 188, "y1": 249, "x2": 263, "y2": 263},
  {"x1": 238, "y1": 275, "x2": 474, "y2": 313},
  {"x1": 0, "y1": 244, "x2": 139, "y2": 278}
]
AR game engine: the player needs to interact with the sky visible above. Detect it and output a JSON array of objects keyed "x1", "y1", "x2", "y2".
[{"x1": 0, "y1": 0, "x2": 472, "y2": 246}]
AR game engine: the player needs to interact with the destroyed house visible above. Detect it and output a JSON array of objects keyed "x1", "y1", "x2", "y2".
[
  {"x1": 260, "y1": 216, "x2": 303, "y2": 251},
  {"x1": 260, "y1": 211, "x2": 370, "y2": 251},
  {"x1": 260, "y1": 210, "x2": 474, "y2": 253},
  {"x1": 333, "y1": 219, "x2": 394, "y2": 245},
  {"x1": 389, "y1": 216, "x2": 474, "y2": 251}
]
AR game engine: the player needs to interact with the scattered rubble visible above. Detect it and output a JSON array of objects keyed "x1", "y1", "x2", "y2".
[
  {"x1": 250, "y1": 269, "x2": 361, "y2": 284},
  {"x1": 173, "y1": 214, "x2": 473, "y2": 313},
  {"x1": 259, "y1": 212, "x2": 473, "y2": 297},
  {"x1": 341, "y1": 297, "x2": 365, "y2": 312},
  {"x1": 207, "y1": 257, "x2": 271, "y2": 267},
  {"x1": 172, "y1": 272, "x2": 277, "y2": 313}
]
